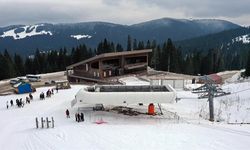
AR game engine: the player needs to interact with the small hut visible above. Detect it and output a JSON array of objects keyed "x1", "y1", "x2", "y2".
[
  {"x1": 55, "y1": 80, "x2": 71, "y2": 89},
  {"x1": 198, "y1": 74, "x2": 222, "y2": 84},
  {"x1": 14, "y1": 82, "x2": 36, "y2": 94}
]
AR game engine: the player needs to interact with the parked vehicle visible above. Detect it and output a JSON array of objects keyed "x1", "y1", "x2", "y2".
[
  {"x1": 17, "y1": 76, "x2": 27, "y2": 82},
  {"x1": 26, "y1": 74, "x2": 41, "y2": 82},
  {"x1": 9, "y1": 79, "x2": 19, "y2": 85}
]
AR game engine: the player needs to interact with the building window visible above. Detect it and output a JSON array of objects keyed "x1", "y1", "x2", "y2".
[
  {"x1": 91, "y1": 62, "x2": 99, "y2": 69},
  {"x1": 97, "y1": 72, "x2": 99, "y2": 77},
  {"x1": 94, "y1": 72, "x2": 96, "y2": 77},
  {"x1": 103, "y1": 72, "x2": 106, "y2": 77},
  {"x1": 125, "y1": 56, "x2": 147, "y2": 64},
  {"x1": 109, "y1": 70, "x2": 112, "y2": 76}
]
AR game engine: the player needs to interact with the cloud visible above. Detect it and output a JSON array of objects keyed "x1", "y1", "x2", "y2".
[{"x1": 0, "y1": 0, "x2": 249, "y2": 27}]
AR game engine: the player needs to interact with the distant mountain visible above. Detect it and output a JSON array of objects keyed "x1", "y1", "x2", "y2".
[
  {"x1": 175, "y1": 27, "x2": 250, "y2": 53},
  {"x1": 0, "y1": 18, "x2": 241, "y2": 55}
]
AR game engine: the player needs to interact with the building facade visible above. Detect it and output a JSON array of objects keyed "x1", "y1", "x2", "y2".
[{"x1": 66, "y1": 49, "x2": 152, "y2": 83}]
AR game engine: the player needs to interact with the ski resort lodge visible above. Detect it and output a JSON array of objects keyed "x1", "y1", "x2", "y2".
[{"x1": 66, "y1": 49, "x2": 152, "y2": 83}]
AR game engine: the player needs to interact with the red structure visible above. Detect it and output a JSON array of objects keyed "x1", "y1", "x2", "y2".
[{"x1": 198, "y1": 74, "x2": 222, "y2": 84}]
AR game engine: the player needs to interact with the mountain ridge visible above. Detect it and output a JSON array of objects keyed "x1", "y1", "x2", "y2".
[{"x1": 0, "y1": 18, "x2": 242, "y2": 55}]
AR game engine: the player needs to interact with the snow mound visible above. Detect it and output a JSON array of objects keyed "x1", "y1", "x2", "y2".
[
  {"x1": 224, "y1": 70, "x2": 245, "y2": 83},
  {"x1": 0, "y1": 24, "x2": 52, "y2": 40},
  {"x1": 70, "y1": 34, "x2": 92, "y2": 40}
]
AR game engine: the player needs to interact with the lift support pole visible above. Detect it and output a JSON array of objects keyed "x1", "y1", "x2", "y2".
[{"x1": 208, "y1": 84, "x2": 215, "y2": 122}]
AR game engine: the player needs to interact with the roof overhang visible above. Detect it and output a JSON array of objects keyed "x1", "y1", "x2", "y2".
[{"x1": 66, "y1": 49, "x2": 152, "y2": 69}]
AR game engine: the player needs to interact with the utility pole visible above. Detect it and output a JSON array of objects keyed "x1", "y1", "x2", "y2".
[
  {"x1": 192, "y1": 75, "x2": 218, "y2": 122},
  {"x1": 208, "y1": 84, "x2": 215, "y2": 122}
]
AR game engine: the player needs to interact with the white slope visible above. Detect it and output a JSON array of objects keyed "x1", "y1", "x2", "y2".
[
  {"x1": 232, "y1": 34, "x2": 250, "y2": 44},
  {"x1": 0, "y1": 24, "x2": 52, "y2": 40},
  {"x1": 70, "y1": 34, "x2": 92, "y2": 40},
  {"x1": 0, "y1": 79, "x2": 250, "y2": 149}
]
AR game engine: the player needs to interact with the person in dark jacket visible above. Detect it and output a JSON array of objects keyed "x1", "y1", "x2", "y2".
[
  {"x1": 6, "y1": 101, "x2": 9, "y2": 109},
  {"x1": 75, "y1": 113, "x2": 78, "y2": 122},
  {"x1": 10, "y1": 100, "x2": 13, "y2": 106},
  {"x1": 80, "y1": 113, "x2": 84, "y2": 122},
  {"x1": 66, "y1": 109, "x2": 70, "y2": 118},
  {"x1": 77, "y1": 113, "x2": 80, "y2": 122},
  {"x1": 29, "y1": 93, "x2": 33, "y2": 100}
]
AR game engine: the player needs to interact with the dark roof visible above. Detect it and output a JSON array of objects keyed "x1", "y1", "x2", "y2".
[{"x1": 66, "y1": 49, "x2": 152, "y2": 69}]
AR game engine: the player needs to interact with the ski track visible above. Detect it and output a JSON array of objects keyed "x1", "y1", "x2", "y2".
[{"x1": 196, "y1": 123, "x2": 250, "y2": 137}]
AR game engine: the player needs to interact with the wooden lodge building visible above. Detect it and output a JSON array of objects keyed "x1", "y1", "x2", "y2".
[{"x1": 66, "y1": 49, "x2": 152, "y2": 83}]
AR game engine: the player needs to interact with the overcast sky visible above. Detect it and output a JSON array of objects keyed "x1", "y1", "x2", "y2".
[{"x1": 0, "y1": 0, "x2": 249, "y2": 27}]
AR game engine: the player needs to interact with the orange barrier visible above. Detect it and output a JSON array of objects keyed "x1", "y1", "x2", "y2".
[{"x1": 148, "y1": 103, "x2": 155, "y2": 115}]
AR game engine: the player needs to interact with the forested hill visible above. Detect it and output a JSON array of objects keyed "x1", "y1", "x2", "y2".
[
  {"x1": 0, "y1": 18, "x2": 240, "y2": 55},
  {"x1": 175, "y1": 27, "x2": 250, "y2": 53}
]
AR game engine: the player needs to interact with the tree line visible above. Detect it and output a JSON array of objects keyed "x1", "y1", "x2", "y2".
[{"x1": 1, "y1": 36, "x2": 250, "y2": 80}]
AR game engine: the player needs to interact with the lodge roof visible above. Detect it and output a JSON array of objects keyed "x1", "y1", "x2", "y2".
[{"x1": 66, "y1": 49, "x2": 152, "y2": 69}]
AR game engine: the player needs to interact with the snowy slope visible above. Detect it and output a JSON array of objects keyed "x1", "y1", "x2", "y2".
[
  {"x1": 0, "y1": 79, "x2": 250, "y2": 149},
  {"x1": 232, "y1": 34, "x2": 250, "y2": 44},
  {"x1": 0, "y1": 24, "x2": 52, "y2": 40},
  {"x1": 70, "y1": 34, "x2": 92, "y2": 40}
]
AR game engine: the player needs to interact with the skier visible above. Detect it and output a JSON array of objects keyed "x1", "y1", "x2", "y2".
[
  {"x1": 77, "y1": 113, "x2": 80, "y2": 122},
  {"x1": 16, "y1": 99, "x2": 19, "y2": 106},
  {"x1": 20, "y1": 98, "x2": 24, "y2": 107},
  {"x1": 29, "y1": 93, "x2": 33, "y2": 100},
  {"x1": 56, "y1": 87, "x2": 58, "y2": 93},
  {"x1": 66, "y1": 109, "x2": 70, "y2": 118},
  {"x1": 26, "y1": 97, "x2": 29, "y2": 104},
  {"x1": 51, "y1": 89, "x2": 54, "y2": 95},
  {"x1": 80, "y1": 113, "x2": 84, "y2": 122},
  {"x1": 75, "y1": 113, "x2": 78, "y2": 122},
  {"x1": 10, "y1": 100, "x2": 13, "y2": 106},
  {"x1": 6, "y1": 101, "x2": 9, "y2": 109}
]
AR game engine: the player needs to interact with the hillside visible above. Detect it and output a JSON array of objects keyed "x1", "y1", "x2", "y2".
[
  {"x1": 175, "y1": 27, "x2": 250, "y2": 53},
  {"x1": 0, "y1": 18, "x2": 240, "y2": 55}
]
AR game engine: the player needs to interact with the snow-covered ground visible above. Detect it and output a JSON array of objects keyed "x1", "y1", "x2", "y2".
[
  {"x1": 119, "y1": 76, "x2": 150, "y2": 85},
  {"x1": 0, "y1": 24, "x2": 52, "y2": 40},
  {"x1": 232, "y1": 34, "x2": 250, "y2": 44},
  {"x1": 70, "y1": 34, "x2": 92, "y2": 40},
  {"x1": 1, "y1": 77, "x2": 250, "y2": 150}
]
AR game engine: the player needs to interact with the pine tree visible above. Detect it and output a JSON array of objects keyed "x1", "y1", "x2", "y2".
[
  {"x1": 137, "y1": 41, "x2": 144, "y2": 50},
  {"x1": 159, "y1": 42, "x2": 169, "y2": 71},
  {"x1": 245, "y1": 51, "x2": 250, "y2": 77},
  {"x1": 14, "y1": 53, "x2": 25, "y2": 76},
  {"x1": 3, "y1": 49, "x2": 16, "y2": 78},
  {"x1": 127, "y1": 35, "x2": 132, "y2": 51},
  {"x1": 146, "y1": 40, "x2": 151, "y2": 49},
  {"x1": 133, "y1": 39, "x2": 137, "y2": 50},
  {"x1": 151, "y1": 45, "x2": 160, "y2": 70},
  {"x1": 0, "y1": 53, "x2": 7, "y2": 80},
  {"x1": 24, "y1": 57, "x2": 34, "y2": 74},
  {"x1": 116, "y1": 44, "x2": 123, "y2": 52}
]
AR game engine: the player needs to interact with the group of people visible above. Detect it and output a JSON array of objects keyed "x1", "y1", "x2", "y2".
[
  {"x1": 65, "y1": 109, "x2": 85, "y2": 122},
  {"x1": 40, "y1": 88, "x2": 55, "y2": 100},
  {"x1": 6, "y1": 93, "x2": 34, "y2": 109},
  {"x1": 75, "y1": 112, "x2": 85, "y2": 122}
]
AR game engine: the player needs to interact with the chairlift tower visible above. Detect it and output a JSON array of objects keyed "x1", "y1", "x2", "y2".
[
  {"x1": 193, "y1": 75, "x2": 217, "y2": 121},
  {"x1": 192, "y1": 75, "x2": 231, "y2": 121},
  {"x1": 207, "y1": 83, "x2": 216, "y2": 121}
]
